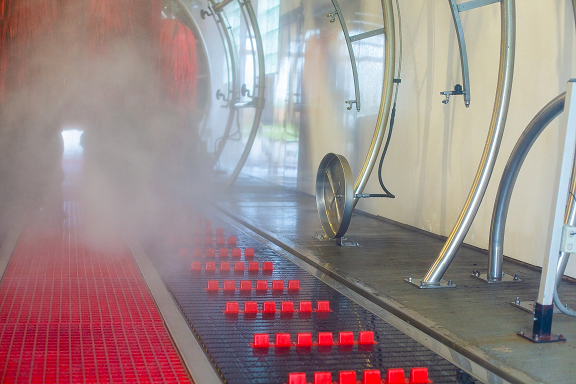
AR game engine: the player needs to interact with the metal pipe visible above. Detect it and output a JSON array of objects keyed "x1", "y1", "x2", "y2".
[
  {"x1": 556, "y1": 156, "x2": 576, "y2": 287},
  {"x1": 487, "y1": 93, "x2": 565, "y2": 281},
  {"x1": 352, "y1": 0, "x2": 395, "y2": 206},
  {"x1": 448, "y1": 0, "x2": 471, "y2": 107},
  {"x1": 421, "y1": 0, "x2": 515, "y2": 286},
  {"x1": 224, "y1": 0, "x2": 265, "y2": 189},
  {"x1": 212, "y1": 0, "x2": 235, "y2": 14},
  {"x1": 173, "y1": 0, "x2": 213, "y2": 138}
]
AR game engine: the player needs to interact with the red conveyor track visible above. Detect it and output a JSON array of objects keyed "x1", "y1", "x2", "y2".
[{"x1": 0, "y1": 203, "x2": 192, "y2": 383}]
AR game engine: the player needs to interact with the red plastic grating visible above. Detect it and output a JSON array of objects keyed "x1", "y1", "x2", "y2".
[{"x1": 0, "y1": 203, "x2": 192, "y2": 383}]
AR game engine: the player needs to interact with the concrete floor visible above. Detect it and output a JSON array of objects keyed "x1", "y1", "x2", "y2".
[{"x1": 217, "y1": 176, "x2": 576, "y2": 384}]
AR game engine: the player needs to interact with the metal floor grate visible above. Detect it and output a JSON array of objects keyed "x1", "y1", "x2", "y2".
[{"x1": 0, "y1": 202, "x2": 192, "y2": 384}]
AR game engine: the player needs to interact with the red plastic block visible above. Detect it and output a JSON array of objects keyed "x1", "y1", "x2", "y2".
[
  {"x1": 240, "y1": 281, "x2": 252, "y2": 291},
  {"x1": 316, "y1": 301, "x2": 330, "y2": 312},
  {"x1": 263, "y1": 301, "x2": 277, "y2": 314},
  {"x1": 206, "y1": 280, "x2": 219, "y2": 291},
  {"x1": 317, "y1": 332, "x2": 333, "y2": 347},
  {"x1": 275, "y1": 333, "x2": 291, "y2": 348},
  {"x1": 225, "y1": 302, "x2": 239, "y2": 314},
  {"x1": 190, "y1": 262, "x2": 201, "y2": 271},
  {"x1": 234, "y1": 262, "x2": 245, "y2": 272},
  {"x1": 205, "y1": 262, "x2": 216, "y2": 272},
  {"x1": 272, "y1": 280, "x2": 284, "y2": 291},
  {"x1": 362, "y1": 370, "x2": 381, "y2": 384},
  {"x1": 216, "y1": 227, "x2": 224, "y2": 235},
  {"x1": 299, "y1": 301, "x2": 312, "y2": 312},
  {"x1": 262, "y1": 261, "x2": 273, "y2": 271},
  {"x1": 219, "y1": 248, "x2": 229, "y2": 257},
  {"x1": 220, "y1": 262, "x2": 231, "y2": 272},
  {"x1": 205, "y1": 236, "x2": 213, "y2": 245},
  {"x1": 223, "y1": 281, "x2": 236, "y2": 292},
  {"x1": 248, "y1": 262, "x2": 259, "y2": 271},
  {"x1": 288, "y1": 280, "x2": 300, "y2": 290},
  {"x1": 288, "y1": 373, "x2": 307, "y2": 384},
  {"x1": 296, "y1": 333, "x2": 312, "y2": 348},
  {"x1": 338, "y1": 332, "x2": 354, "y2": 346},
  {"x1": 358, "y1": 331, "x2": 375, "y2": 345},
  {"x1": 314, "y1": 372, "x2": 332, "y2": 384},
  {"x1": 228, "y1": 236, "x2": 237, "y2": 246},
  {"x1": 179, "y1": 248, "x2": 189, "y2": 257},
  {"x1": 339, "y1": 371, "x2": 357, "y2": 384},
  {"x1": 206, "y1": 248, "x2": 216, "y2": 258},
  {"x1": 245, "y1": 248, "x2": 255, "y2": 257},
  {"x1": 408, "y1": 368, "x2": 430, "y2": 384},
  {"x1": 205, "y1": 227, "x2": 213, "y2": 235},
  {"x1": 232, "y1": 248, "x2": 242, "y2": 257},
  {"x1": 281, "y1": 301, "x2": 295, "y2": 313},
  {"x1": 385, "y1": 368, "x2": 406, "y2": 384},
  {"x1": 192, "y1": 248, "x2": 202, "y2": 257},
  {"x1": 253, "y1": 333, "x2": 270, "y2": 348},
  {"x1": 244, "y1": 302, "x2": 258, "y2": 313},
  {"x1": 216, "y1": 236, "x2": 225, "y2": 245},
  {"x1": 256, "y1": 280, "x2": 268, "y2": 291}
]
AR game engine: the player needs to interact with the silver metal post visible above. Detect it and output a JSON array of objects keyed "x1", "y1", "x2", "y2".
[
  {"x1": 448, "y1": 0, "x2": 471, "y2": 107},
  {"x1": 225, "y1": 0, "x2": 265, "y2": 188},
  {"x1": 556, "y1": 161, "x2": 576, "y2": 287},
  {"x1": 212, "y1": 0, "x2": 236, "y2": 14},
  {"x1": 352, "y1": 0, "x2": 396, "y2": 206},
  {"x1": 419, "y1": 0, "x2": 515, "y2": 287}
]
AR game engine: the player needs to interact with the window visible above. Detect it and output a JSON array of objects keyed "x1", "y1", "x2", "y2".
[{"x1": 257, "y1": 0, "x2": 280, "y2": 74}]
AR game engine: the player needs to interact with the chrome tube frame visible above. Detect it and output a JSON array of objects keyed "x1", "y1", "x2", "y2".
[
  {"x1": 420, "y1": 0, "x2": 515, "y2": 287},
  {"x1": 173, "y1": 0, "x2": 212, "y2": 138},
  {"x1": 447, "y1": 0, "x2": 471, "y2": 107},
  {"x1": 207, "y1": 0, "x2": 240, "y2": 166},
  {"x1": 487, "y1": 93, "x2": 565, "y2": 282},
  {"x1": 352, "y1": 0, "x2": 396, "y2": 207},
  {"x1": 224, "y1": 0, "x2": 265, "y2": 189}
]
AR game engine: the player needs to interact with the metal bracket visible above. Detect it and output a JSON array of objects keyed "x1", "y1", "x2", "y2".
[
  {"x1": 215, "y1": 89, "x2": 229, "y2": 102},
  {"x1": 470, "y1": 271, "x2": 522, "y2": 283},
  {"x1": 560, "y1": 224, "x2": 576, "y2": 253},
  {"x1": 313, "y1": 232, "x2": 359, "y2": 247},
  {"x1": 440, "y1": 84, "x2": 464, "y2": 105},
  {"x1": 241, "y1": 83, "x2": 252, "y2": 98},
  {"x1": 404, "y1": 277, "x2": 456, "y2": 289},
  {"x1": 200, "y1": 8, "x2": 213, "y2": 19},
  {"x1": 510, "y1": 298, "x2": 561, "y2": 314}
]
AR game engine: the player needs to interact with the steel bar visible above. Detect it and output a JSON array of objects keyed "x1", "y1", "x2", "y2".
[
  {"x1": 448, "y1": 0, "x2": 471, "y2": 107},
  {"x1": 352, "y1": 0, "x2": 396, "y2": 206},
  {"x1": 329, "y1": 0, "x2": 361, "y2": 111},
  {"x1": 420, "y1": 0, "x2": 515, "y2": 287},
  {"x1": 225, "y1": 0, "x2": 265, "y2": 189},
  {"x1": 350, "y1": 28, "x2": 385, "y2": 43},
  {"x1": 458, "y1": 0, "x2": 501, "y2": 13},
  {"x1": 212, "y1": 0, "x2": 235, "y2": 13},
  {"x1": 487, "y1": 93, "x2": 565, "y2": 282}
]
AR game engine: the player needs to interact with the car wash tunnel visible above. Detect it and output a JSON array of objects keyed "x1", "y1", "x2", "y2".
[{"x1": 2, "y1": 0, "x2": 576, "y2": 383}]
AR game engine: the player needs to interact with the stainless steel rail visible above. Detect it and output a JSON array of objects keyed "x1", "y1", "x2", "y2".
[
  {"x1": 447, "y1": 0, "x2": 471, "y2": 107},
  {"x1": 419, "y1": 0, "x2": 515, "y2": 287},
  {"x1": 352, "y1": 0, "x2": 396, "y2": 206},
  {"x1": 224, "y1": 0, "x2": 265, "y2": 189},
  {"x1": 487, "y1": 93, "x2": 565, "y2": 282}
]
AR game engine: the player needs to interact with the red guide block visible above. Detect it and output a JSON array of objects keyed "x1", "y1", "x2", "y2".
[
  {"x1": 256, "y1": 280, "x2": 268, "y2": 291},
  {"x1": 192, "y1": 248, "x2": 202, "y2": 257},
  {"x1": 408, "y1": 368, "x2": 431, "y2": 384},
  {"x1": 206, "y1": 262, "x2": 216, "y2": 273},
  {"x1": 288, "y1": 373, "x2": 307, "y2": 384},
  {"x1": 339, "y1": 371, "x2": 357, "y2": 384},
  {"x1": 225, "y1": 302, "x2": 239, "y2": 315},
  {"x1": 281, "y1": 301, "x2": 295, "y2": 313},
  {"x1": 317, "y1": 332, "x2": 333, "y2": 347},
  {"x1": 205, "y1": 227, "x2": 213, "y2": 235},
  {"x1": 244, "y1": 302, "x2": 258, "y2": 313},
  {"x1": 206, "y1": 248, "x2": 216, "y2": 258},
  {"x1": 297, "y1": 333, "x2": 313, "y2": 348},
  {"x1": 216, "y1": 236, "x2": 226, "y2": 245},
  {"x1": 263, "y1": 301, "x2": 277, "y2": 314},
  {"x1": 316, "y1": 301, "x2": 330, "y2": 312},
  {"x1": 205, "y1": 236, "x2": 213, "y2": 245},
  {"x1": 240, "y1": 281, "x2": 252, "y2": 291},
  {"x1": 248, "y1": 262, "x2": 259, "y2": 271},
  {"x1": 206, "y1": 280, "x2": 219, "y2": 291},
  {"x1": 190, "y1": 262, "x2": 201, "y2": 271},
  {"x1": 272, "y1": 280, "x2": 284, "y2": 291},
  {"x1": 263, "y1": 261, "x2": 273, "y2": 272},
  {"x1": 275, "y1": 333, "x2": 291, "y2": 348},
  {"x1": 338, "y1": 332, "x2": 354, "y2": 346},
  {"x1": 288, "y1": 280, "x2": 300, "y2": 290},
  {"x1": 219, "y1": 248, "x2": 229, "y2": 257},
  {"x1": 234, "y1": 262, "x2": 245, "y2": 272},
  {"x1": 223, "y1": 281, "x2": 235, "y2": 292},
  {"x1": 220, "y1": 262, "x2": 231, "y2": 272},
  {"x1": 299, "y1": 301, "x2": 312, "y2": 312},
  {"x1": 253, "y1": 334, "x2": 269, "y2": 348},
  {"x1": 362, "y1": 370, "x2": 381, "y2": 384},
  {"x1": 245, "y1": 248, "x2": 255, "y2": 258},
  {"x1": 228, "y1": 236, "x2": 237, "y2": 246},
  {"x1": 385, "y1": 368, "x2": 406, "y2": 384},
  {"x1": 232, "y1": 248, "x2": 242, "y2": 257},
  {"x1": 358, "y1": 331, "x2": 375, "y2": 345},
  {"x1": 216, "y1": 227, "x2": 224, "y2": 235},
  {"x1": 314, "y1": 372, "x2": 331, "y2": 384}
]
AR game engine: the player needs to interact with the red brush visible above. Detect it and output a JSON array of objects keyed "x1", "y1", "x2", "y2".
[
  {"x1": 159, "y1": 18, "x2": 198, "y2": 112},
  {"x1": 88, "y1": 0, "x2": 135, "y2": 52}
]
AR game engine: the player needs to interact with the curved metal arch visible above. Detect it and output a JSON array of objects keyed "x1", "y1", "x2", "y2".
[
  {"x1": 224, "y1": 0, "x2": 265, "y2": 189},
  {"x1": 419, "y1": 0, "x2": 516, "y2": 287},
  {"x1": 352, "y1": 0, "x2": 396, "y2": 206},
  {"x1": 487, "y1": 93, "x2": 566, "y2": 282}
]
